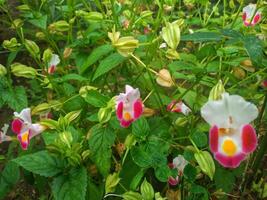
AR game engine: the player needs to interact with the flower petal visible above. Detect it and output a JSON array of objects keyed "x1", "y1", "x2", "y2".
[
  {"x1": 116, "y1": 101, "x2": 123, "y2": 120},
  {"x1": 12, "y1": 119, "x2": 23, "y2": 134},
  {"x1": 17, "y1": 129, "x2": 30, "y2": 150},
  {"x1": 30, "y1": 123, "x2": 45, "y2": 139},
  {"x1": 253, "y1": 13, "x2": 261, "y2": 25},
  {"x1": 16, "y1": 108, "x2": 32, "y2": 124},
  {"x1": 242, "y1": 124, "x2": 257, "y2": 153},
  {"x1": 168, "y1": 176, "x2": 179, "y2": 186},
  {"x1": 133, "y1": 100, "x2": 143, "y2": 119},
  {"x1": 120, "y1": 119, "x2": 133, "y2": 128},
  {"x1": 209, "y1": 125, "x2": 219, "y2": 153},
  {"x1": 214, "y1": 152, "x2": 246, "y2": 168}
]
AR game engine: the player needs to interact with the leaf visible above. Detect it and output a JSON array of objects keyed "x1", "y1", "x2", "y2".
[
  {"x1": 189, "y1": 184, "x2": 209, "y2": 200},
  {"x1": 2, "y1": 86, "x2": 28, "y2": 111},
  {"x1": 80, "y1": 44, "x2": 113, "y2": 73},
  {"x1": 181, "y1": 32, "x2": 222, "y2": 42},
  {"x1": 191, "y1": 131, "x2": 207, "y2": 148},
  {"x1": 2, "y1": 161, "x2": 20, "y2": 185},
  {"x1": 155, "y1": 165, "x2": 171, "y2": 182},
  {"x1": 13, "y1": 150, "x2": 63, "y2": 177},
  {"x1": 243, "y1": 35, "x2": 263, "y2": 66},
  {"x1": 132, "y1": 117, "x2": 150, "y2": 139},
  {"x1": 84, "y1": 90, "x2": 109, "y2": 107},
  {"x1": 93, "y1": 53, "x2": 126, "y2": 80},
  {"x1": 122, "y1": 191, "x2": 143, "y2": 200},
  {"x1": 55, "y1": 74, "x2": 88, "y2": 82},
  {"x1": 29, "y1": 15, "x2": 47, "y2": 29},
  {"x1": 88, "y1": 125, "x2": 116, "y2": 177},
  {"x1": 52, "y1": 167, "x2": 87, "y2": 200},
  {"x1": 183, "y1": 164, "x2": 197, "y2": 182}
]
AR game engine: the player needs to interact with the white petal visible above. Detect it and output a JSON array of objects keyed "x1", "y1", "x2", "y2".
[
  {"x1": 48, "y1": 54, "x2": 60, "y2": 67},
  {"x1": 181, "y1": 103, "x2": 191, "y2": 115},
  {"x1": 15, "y1": 108, "x2": 32, "y2": 124},
  {"x1": 30, "y1": 123, "x2": 45, "y2": 138},
  {"x1": 125, "y1": 85, "x2": 134, "y2": 94},
  {"x1": 243, "y1": 4, "x2": 258, "y2": 19},
  {"x1": 173, "y1": 155, "x2": 188, "y2": 172}
]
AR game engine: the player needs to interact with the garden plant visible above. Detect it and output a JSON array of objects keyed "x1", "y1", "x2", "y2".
[{"x1": 0, "y1": 0, "x2": 267, "y2": 199}]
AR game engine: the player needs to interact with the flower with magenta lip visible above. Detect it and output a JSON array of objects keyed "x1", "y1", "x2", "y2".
[
  {"x1": 168, "y1": 155, "x2": 188, "y2": 186},
  {"x1": 116, "y1": 85, "x2": 143, "y2": 128},
  {"x1": 167, "y1": 100, "x2": 191, "y2": 115},
  {"x1": 48, "y1": 54, "x2": 60, "y2": 74},
  {"x1": 201, "y1": 93, "x2": 258, "y2": 168},
  {"x1": 11, "y1": 108, "x2": 45, "y2": 150},
  {"x1": 242, "y1": 4, "x2": 261, "y2": 26}
]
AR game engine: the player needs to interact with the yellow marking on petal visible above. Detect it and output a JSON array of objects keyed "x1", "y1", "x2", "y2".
[
  {"x1": 21, "y1": 131, "x2": 29, "y2": 143},
  {"x1": 222, "y1": 139, "x2": 237, "y2": 156},
  {"x1": 219, "y1": 128, "x2": 235, "y2": 136},
  {"x1": 123, "y1": 112, "x2": 132, "y2": 121}
]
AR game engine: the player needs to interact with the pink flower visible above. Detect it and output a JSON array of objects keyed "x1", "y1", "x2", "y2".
[
  {"x1": 11, "y1": 108, "x2": 45, "y2": 150},
  {"x1": 201, "y1": 93, "x2": 258, "y2": 168},
  {"x1": 167, "y1": 101, "x2": 191, "y2": 115},
  {"x1": 168, "y1": 155, "x2": 188, "y2": 186},
  {"x1": 116, "y1": 85, "x2": 143, "y2": 128},
  {"x1": 48, "y1": 54, "x2": 60, "y2": 74},
  {"x1": 262, "y1": 80, "x2": 267, "y2": 88},
  {"x1": 242, "y1": 4, "x2": 261, "y2": 26}
]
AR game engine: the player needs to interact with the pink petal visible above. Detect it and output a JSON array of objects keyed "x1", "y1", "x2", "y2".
[
  {"x1": 214, "y1": 152, "x2": 246, "y2": 168},
  {"x1": 253, "y1": 13, "x2": 261, "y2": 25},
  {"x1": 209, "y1": 125, "x2": 219, "y2": 153},
  {"x1": 262, "y1": 80, "x2": 267, "y2": 88},
  {"x1": 167, "y1": 101, "x2": 181, "y2": 112},
  {"x1": 17, "y1": 130, "x2": 31, "y2": 150},
  {"x1": 48, "y1": 65, "x2": 56, "y2": 74},
  {"x1": 133, "y1": 100, "x2": 143, "y2": 119},
  {"x1": 242, "y1": 13, "x2": 247, "y2": 21},
  {"x1": 242, "y1": 124, "x2": 257, "y2": 153},
  {"x1": 116, "y1": 101, "x2": 123, "y2": 120},
  {"x1": 120, "y1": 119, "x2": 133, "y2": 128},
  {"x1": 11, "y1": 119, "x2": 23, "y2": 135},
  {"x1": 168, "y1": 176, "x2": 179, "y2": 186}
]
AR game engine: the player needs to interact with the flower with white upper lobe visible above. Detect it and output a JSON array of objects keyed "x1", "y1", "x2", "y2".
[
  {"x1": 48, "y1": 54, "x2": 60, "y2": 74},
  {"x1": 167, "y1": 101, "x2": 191, "y2": 115},
  {"x1": 201, "y1": 93, "x2": 258, "y2": 168},
  {"x1": 116, "y1": 85, "x2": 143, "y2": 128},
  {"x1": 168, "y1": 155, "x2": 188, "y2": 186},
  {"x1": 0, "y1": 124, "x2": 12, "y2": 143},
  {"x1": 242, "y1": 4, "x2": 261, "y2": 26},
  {"x1": 11, "y1": 108, "x2": 45, "y2": 150}
]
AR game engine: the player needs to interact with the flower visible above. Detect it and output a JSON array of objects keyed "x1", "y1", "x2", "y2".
[
  {"x1": 168, "y1": 155, "x2": 188, "y2": 186},
  {"x1": 242, "y1": 4, "x2": 261, "y2": 26},
  {"x1": 11, "y1": 108, "x2": 45, "y2": 150},
  {"x1": 262, "y1": 80, "x2": 267, "y2": 88},
  {"x1": 48, "y1": 54, "x2": 60, "y2": 74},
  {"x1": 167, "y1": 101, "x2": 191, "y2": 115},
  {"x1": 156, "y1": 69, "x2": 173, "y2": 87},
  {"x1": 0, "y1": 124, "x2": 12, "y2": 143},
  {"x1": 201, "y1": 93, "x2": 258, "y2": 168},
  {"x1": 116, "y1": 85, "x2": 143, "y2": 128}
]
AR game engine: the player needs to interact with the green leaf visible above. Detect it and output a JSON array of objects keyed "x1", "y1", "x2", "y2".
[
  {"x1": 191, "y1": 131, "x2": 207, "y2": 148},
  {"x1": 13, "y1": 151, "x2": 62, "y2": 177},
  {"x1": 243, "y1": 35, "x2": 263, "y2": 66},
  {"x1": 155, "y1": 165, "x2": 171, "y2": 182},
  {"x1": 2, "y1": 161, "x2": 20, "y2": 185},
  {"x1": 122, "y1": 191, "x2": 143, "y2": 200},
  {"x1": 132, "y1": 117, "x2": 150, "y2": 139},
  {"x1": 93, "y1": 53, "x2": 126, "y2": 80},
  {"x1": 181, "y1": 32, "x2": 222, "y2": 42},
  {"x1": 88, "y1": 125, "x2": 116, "y2": 177},
  {"x1": 84, "y1": 90, "x2": 109, "y2": 107},
  {"x1": 81, "y1": 44, "x2": 113, "y2": 73},
  {"x1": 29, "y1": 15, "x2": 47, "y2": 29},
  {"x1": 183, "y1": 164, "x2": 197, "y2": 182},
  {"x1": 55, "y1": 74, "x2": 88, "y2": 82},
  {"x1": 189, "y1": 184, "x2": 209, "y2": 200},
  {"x1": 3, "y1": 86, "x2": 28, "y2": 111},
  {"x1": 52, "y1": 167, "x2": 87, "y2": 200}
]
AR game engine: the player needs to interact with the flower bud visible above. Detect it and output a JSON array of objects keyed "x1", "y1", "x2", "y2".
[
  {"x1": 156, "y1": 69, "x2": 173, "y2": 87},
  {"x1": 63, "y1": 47, "x2": 72, "y2": 59},
  {"x1": 79, "y1": 85, "x2": 98, "y2": 98},
  {"x1": 32, "y1": 103, "x2": 51, "y2": 115},
  {"x1": 98, "y1": 107, "x2": 112, "y2": 124},
  {"x1": 25, "y1": 39, "x2": 40, "y2": 58},
  {"x1": 262, "y1": 80, "x2": 267, "y2": 88},
  {"x1": 124, "y1": 134, "x2": 136, "y2": 149},
  {"x1": 105, "y1": 173, "x2": 121, "y2": 194},
  {"x1": 233, "y1": 67, "x2": 246, "y2": 79},
  {"x1": 122, "y1": 191, "x2": 143, "y2": 200},
  {"x1": 48, "y1": 20, "x2": 69, "y2": 33},
  {"x1": 208, "y1": 80, "x2": 225, "y2": 101},
  {"x1": 76, "y1": 10, "x2": 103, "y2": 21},
  {"x1": 11, "y1": 18, "x2": 23, "y2": 29},
  {"x1": 175, "y1": 116, "x2": 188, "y2": 127},
  {"x1": 143, "y1": 107, "x2": 156, "y2": 117},
  {"x1": 11, "y1": 63, "x2": 37, "y2": 78},
  {"x1": 141, "y1": 178, "x2": 154, "y2": 200},
  {"x1": 0, "y1": 64, "x2": 7, "y2": 76},
  {"x1": 240, "y1": 59, "x2": 255, "y2": 72},
  {"x1": 16, "y1": 4, "x2": 30, "y2": 11},
  {"x1": 58, "y1": 131, "x2": 73, "y2": 148},
  {"x1": 2, "y1": 37, "x2": 21, "y2": 51},
  {"x1": 42, "y1": 48, "x2": 53, "y2": 63},
  {"x1": 166, "y1": 48, "x2": 180, "y2": 60},
  {"x1": 162, "y1": 22, "x2": 180, "y2": 50},
  {"x1": 194, "y1": 150, "x2": 215, "y2": 180},
  {"x1": 35, "y1": 32, "x2": 46, "y2": 40},
  {"x1": 155, "y1": 192, "x2": 166, "y2": 200}
]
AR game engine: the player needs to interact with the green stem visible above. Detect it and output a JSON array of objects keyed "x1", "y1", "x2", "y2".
[{"x1": 230, "y1": 1, "x2": 243, "y2": 28}]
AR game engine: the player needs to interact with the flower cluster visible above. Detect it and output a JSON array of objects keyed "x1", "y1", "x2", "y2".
[{"x1": 168, "y1": 155, "x2": 188, "y2": 185}]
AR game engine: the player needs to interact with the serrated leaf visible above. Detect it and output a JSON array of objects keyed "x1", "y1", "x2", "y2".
[
  {"x1": 243, "y1": 35, "x2": 263, "y2": 66},
  {"x1": 191, "y1": 131, "x2": 207, "y2": 148},
  {"x1": 155, "y1": 165, "x2": 171, "y2": 182},
  {"x1": 183, "y1": 164, "x2": 196, "y2": 182},
  {"x1": 2, "y1": 86, "x2": 28, "y2": 111},
  {"x1": 28, "y1": 15, "x2": 47, "y2": 29},
  {"x1": 81, "y1": 44, "x2": 113, "y2": 73},
  {"x1": 84, "y1": 90, "x2": 109, "y2": 107},
  {"x1": 13, "y1": 151, "x2": 62, "y2": 177},
  {"x1": 2, "y1": 161, "x2": 20, "y2": 185},
  {"x1": 52, "y1": 167, "x2": 87, "y2": 200},
  {"x1": 93, "y1": 53, "x2": 126, "y2": 80},
  {"x1": 181, "y1": 32, "x2": 222, "y2": 42},
  {"x1": 132, "y1": 117, "x2": 150, "y2": 139}
]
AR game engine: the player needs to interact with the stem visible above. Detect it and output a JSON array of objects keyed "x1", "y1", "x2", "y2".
[
  {"x1": 230, "y1": 1, "x2": 243, "y2": 28},
  {"x1": 103, "y1": 193, "x2": 122, "y2": 199}
]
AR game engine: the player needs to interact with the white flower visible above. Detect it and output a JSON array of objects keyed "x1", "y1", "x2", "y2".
[{"x1": 48, "y1": 54, "x2": 60, "y2": 74}]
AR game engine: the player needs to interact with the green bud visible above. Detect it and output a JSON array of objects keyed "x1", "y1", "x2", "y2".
[
  {"x1": 11, "y1": 18, "x2": 24, "y2": 29},
  {"x1": 140, "y1": 178, "x2": 154, "y2": 200},
  {"x1": 124, "y1": 134, "x2": 136, "y2": 149},
  {"x1": 0, "y1": 64, "x2": 7, "y2": 76},
  {"x1": 79, "y1": 85, "x2": 98, "y2": 98},
  {"x1": 16, "y1": 4, "x2": 31, "y2": 11},
  {"x1": 35, "y1": 32, "x2": 46, "y2": 40},
  {"x1": 194, "y1": 150, "x2": 215, "y2": 180},
  {"x1": 175, "y1": 116, "x2": 188, "y2": 127},
  {"x1": 25, "y1": 39, "x2": 40, "y2": 58},
  {"x1": 140, "y1": 10, "x2": 153, "y2": 18},
  {"x1": 155, "y1": 192, "x2": 167, "y2": 200},
  {"x1": 98, "y1": 107, "x2": 112, "y2": 124},
  {"x1": 11, "y1": 63, "x2": 37, "y2": 78},
  {"x1": 162, "y1": 22, "x2": 180, "y2": 50},
  {"x1": 122, "y1": 191, "x2": 143, "y2": 200},
  {"x1": 76, "y1": 10, "x2": 103, "y2": 21},
  {"x1": 42, "y1": 48, "x2": 53, "y2": 63},
  {"x1": 130, "y1": 169, "x2": 145, "y2": 191},
  {"x1": 208, "y1": 80, "x2": 225, "y2": 101},
  {"x1": 58, "y1": 131, "x2": 73, "y2": 148},
  {"x1": 2, "y1": 37, "x2": 21, "y2": 51},
  {"x1": 32, "y1": 103, "x2": 51, "y2": 115},
  {"x1": 105, "y1": 172, "x2": 121, "y2": 194},
  {"x1": 64, "y1": 110, "x2": 81, "y2": 123},
  {"x1": 166, "y1": 48, "x2": 180, "y2": 60},
  {"x1": 49, "y1": 20, "x2": 70, "y2": 33}
]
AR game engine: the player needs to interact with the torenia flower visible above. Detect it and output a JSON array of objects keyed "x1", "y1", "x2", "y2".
[
  {"x1": 116, "y1": 85, "x2": 143, "y2": 128},
  {"x1": 0, "y1": 124, "x2": 12, "y2": 143},
  {"x1": 48, "y1": 54, "x2": 60, "y2": 74},
  {"x1": 242, "y1": 4, "x2": 261, "y2": 26},
  {"x1": 11, "y1": 108, "x2": 45, "y2": 150},
  {"x1": 262, "y1": 80, "x2": 267, "y2": 88},
  {"x1": 167, "y1": 101, "x2": 191, "y2": 115},
  {"x1": 168, "y1": 155, "x2": 188, "y2": 186},
  {"x1": 201, "y1": 93, "x2": 258, "y2": 168}
]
